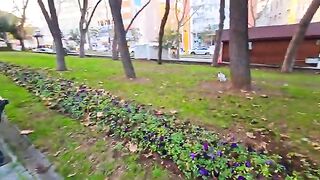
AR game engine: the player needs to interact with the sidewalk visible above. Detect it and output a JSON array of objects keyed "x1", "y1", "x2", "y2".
[
  {"x1": 0, "y1": 138, "x2": 34, "y2": 180},
  {"x1": 0, "y1": 106, "x2": 62, "y2": 180}
]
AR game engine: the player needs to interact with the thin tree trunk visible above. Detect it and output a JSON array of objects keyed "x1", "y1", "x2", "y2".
[
  {"x1": 229, "y1": 0, "x2": 251, "y2": 90},
  {"x1": 176, "y1": 26, "x2": 180, "y2": 59},
  {"x1": 112, "y1": 31, "x2": 119, "y2": 60},
  {"x1": 19, "y1": 39, "x2": 25, "y2": 51},
  {"x1": 87, "y1": 31, "x2": 92, "y2": 50},
  {"x1": 38, "y1": 0, "x2": 67, "y2": 71},
  {"x1": 212, "y1": 0, "x2": 225, "y2": 66},
  {"x1": 109, "y1": 0, "x2": 136, "y2": 78},
  {"x1": 54, "y1": 37, "x2": 67, "y2": 71},
  {"x1": 35, "y1": 37, "x2": 39, "y2": 48},
  {"x1": 281, "y1": 0, "x2": 320, "y2": 73},
  {"x1": 79, "y1": 30, "x2": 86, "y2": 58},
  {"x1": 158, "y1": 0, "x2": 170, "y2": 65}
]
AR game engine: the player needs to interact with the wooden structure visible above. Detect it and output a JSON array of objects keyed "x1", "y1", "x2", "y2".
[{"x1": 221, "y1": 23, "x2": 320, "y2": 67}]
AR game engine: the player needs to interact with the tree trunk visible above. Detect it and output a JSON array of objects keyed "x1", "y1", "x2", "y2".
[
  {"x1": 54, "y1": 36, "x2": 67, "y2": 71},
  {"x1": 87, "y1": 31, "x2": 92, "y2": 50},
  {"x1": 79, "y1": 29, "x2": 86, "y2": 58},
  {"x1": 109, "y1": 0, "x2": 136, "y2": 79},
  {"x1": 176, "y1": 26, "x2": 180, "y2": 59},
  {"x1": 158, "y1": 0, "x2": 170, "y2": 65},
  {"x1": 38, "y1": 0, "x2": 67, "y2": 71},
  {"x1": 19, "y1": 39, "x2": 25, "y2": 51},
  {"x1": 112, "y1": 31, "x2": 119, "y2": 60},
  {"x1": 36, "y1": 37, "x2": 40, "y2": 48},
  {"x1": 229, "y1": 0, "x2": 251, "y2": 90},
  {"x1": 212, "y1": 0, "x2": 225, "y2": 66},
  {"x1": 281, "y1": 0, "x2": 320, "y2": 73}
]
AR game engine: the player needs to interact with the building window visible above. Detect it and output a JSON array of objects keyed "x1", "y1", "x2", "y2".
[{"x1": 248, "y1": 42, "x2": 253, "y2": 50}]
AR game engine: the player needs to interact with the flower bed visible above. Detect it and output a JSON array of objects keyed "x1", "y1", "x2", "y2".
[{"x1": 0, "y1": 62, "x2": 313, "y2": 179}]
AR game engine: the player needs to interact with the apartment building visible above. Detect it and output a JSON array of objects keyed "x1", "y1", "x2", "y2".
[
  {"x1": 189, "y1": 0, "x2": 230, "y2": 48},
  {"x1": 253, "y1": 0, "x2": 320, "y2": 26}
]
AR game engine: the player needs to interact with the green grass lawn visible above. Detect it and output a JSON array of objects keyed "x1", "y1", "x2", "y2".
[
  {"x1": 0, "y1": 74, "x2": 173, "y2": 180},
  {"x1": 0, "y1": 52, "x2": 319, "y2": 162}
]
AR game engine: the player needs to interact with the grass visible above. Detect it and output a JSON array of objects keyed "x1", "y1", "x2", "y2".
[
  {"x1": 0, "y1": 52, "x2": 319, "y2": 161},
  {"x1": 0, "y1": 74, "x2": 173, "y2": 179}
]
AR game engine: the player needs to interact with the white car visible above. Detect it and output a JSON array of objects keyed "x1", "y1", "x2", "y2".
[
  {"x1": 189, "y1": 47, "x2": 211, "y2": 55},
  {"x1": 0, "y1": 40, "x2": 7, "y2": 47},
  {"x1": 32, "y1": 48, "x2": 54, "y2": 53}
]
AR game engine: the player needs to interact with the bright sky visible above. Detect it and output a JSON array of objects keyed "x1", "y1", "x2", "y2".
[{"x1": 0, "y1": 0, "x2": 45, "y2": 27}]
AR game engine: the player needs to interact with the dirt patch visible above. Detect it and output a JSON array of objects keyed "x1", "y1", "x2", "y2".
[
  {"x1": 200, "y1": 121, "x2": 320, "y2": 176},
  {"x1": 198, "y1": 80, "x2": 284, "y2": 98},
  {"x1": 109, "y1": 76, "x2": 151, "y2": 85}
]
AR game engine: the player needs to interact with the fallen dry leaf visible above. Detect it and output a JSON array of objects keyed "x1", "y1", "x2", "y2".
[
  {"x1": 155, "y1": 110, "x2": 164, "y2": 115},
  {"x1": 97, "y1": 112, "x2": 104, "y2": 118},
  {"x1": 67, "y1": 173, "x2": 77, "y2": 177},
  {"x1": 280, "y1": 134, "x2": 290, "y2": 139},
  {"x1": 20, "y1": 130, "x2": 34, "y2": 135},
  {"x1": 170, "y1": 110, "x2": 178, "y2": 114},
  {"x1": 246, "y1": 96, "x2": 254, "y2": 100},
  {"x1": 260, "y1": 94, "x2": 268, "y2": 98},
  {"x1": 54, "y1": 150, "x2": 62, "y2": 157},
  {"x1": 246, "y1": 132, "x2": 256, "y2": 139},
  {"x1": 128, "y1": 143, "x2": 138, "y2": 153}
]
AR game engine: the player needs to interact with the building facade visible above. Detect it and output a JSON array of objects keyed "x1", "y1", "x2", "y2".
[
  {"x1": 189, "y1": 0, "x2": 230, "y2": 48},
  {"x1": 253, "y1": 0, "x2": 320, "y2": 26}
]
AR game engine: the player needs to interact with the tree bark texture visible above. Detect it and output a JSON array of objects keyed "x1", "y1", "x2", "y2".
[
  {"x1": 158, "y1": 0, "x2": 170, "y2": 64},
  {"x1": 212, "y1": 0, "x2": 225, "y2": 66},
  {"x1": 229, "y1": 0, "x2": 251, "y2": 90},
  {"x1": 112, "y1": 31, "x2": 119, "y2": 60},
  {"x1": 38, "y1": 0, "x2": 67, "y2": 71},
  {"x1": 281, "y1": 0, "x2": 320, "y2": 73},
  {"x1": 109, "y1": 0, "x2": 136, "y2": 79}
]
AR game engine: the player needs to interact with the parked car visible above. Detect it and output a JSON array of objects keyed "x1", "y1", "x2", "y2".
[
  {"x1": 188, "y1": 47, "x2": 211, "y2": 55},
  {"x1": 0, "y1": 39, "x2": 7, "y2": 47},
  {"x1": 32, "y1": 48, "x2": 54, "y2": 53}
]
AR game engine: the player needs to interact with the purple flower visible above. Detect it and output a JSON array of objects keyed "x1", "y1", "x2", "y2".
[
  {"x1": 216, "y1": 150, "x2": 223, "y2": 157},
  {"x1": 208, "y1": 153, "x2": 216, "y2": 160},
  {"x1": 238, "y1": 176, "x2": 245, "y2": 180},
  {"x1": 231, "y1": 143, "x2": 238, "y2": 149},
  {"x1": 266, "y1": 160, "x2": 273, "y2": 165},
  {"x1": 203, "y1": 142, "x2": 209, "y2": 151},
  {"x1": 190, "y1": 153, "x2": 196, "y2": 160},
  {"x1": 199, "y1": 167, "x2": 209, "y2": 176},
  {"x1": 159, "y1": 136, "x2": 164, "y2": 141},
  {"x1": 245, "y1": 161, "x2": 251, "y2": 167},
  {"x1": 233, "y1": 162, "x2": 240, "y2": 167}
]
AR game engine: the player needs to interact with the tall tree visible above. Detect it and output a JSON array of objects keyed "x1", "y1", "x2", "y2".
[
  {"x1": 174, "y1": 0, "x2": 201, "y2": 59},
  {"x1": 111, "y1": 0, "x2": 151, "y2": 60},
  {"x1": 229, "y1": 0, "x2": 251, "y2": 90},
  {"x1": 109, "y1": 0, "x2": 136, "y2": 78},
  {"x1": 12, "y1": 0, "x2": 29, "y2": 51},
  {"x1": 38, "y1": 0, "x2": 67, "y2": 71},
  {"x1": 158, "y1": 0, "x2": 170, "y2": 64},
  {"x1": 281, "y1": 0, "x2": 320, "y2": 73},
  {"x1": 211, "y1": 0, "x2": 225, "y2": 66},
  {"x1": 78, "y1": 0, "x2": 102, "y2": 58}
]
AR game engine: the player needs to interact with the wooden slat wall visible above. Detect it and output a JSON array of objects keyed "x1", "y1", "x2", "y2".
[{"x1": 222, "y1": 39, "x2": 320, "y2": 66}]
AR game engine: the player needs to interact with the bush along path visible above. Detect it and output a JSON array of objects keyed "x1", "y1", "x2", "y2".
[{"x1": 0, "y1": 62, "x2": 319, "y2": 179}]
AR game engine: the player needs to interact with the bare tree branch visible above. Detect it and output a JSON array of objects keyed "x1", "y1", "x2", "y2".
[
  {"x1": 78, "y1": 0, "x2": 82, "y2": 11},
  {"x1": 125, "y1": 0, "x2": 151, "y2": 33},
  {"x1": 86, "y1": 0, "x2": 102, "y2": 31},
  {"x1": 249, "y1": 0, "x2": 270, "y2": 26},
  {"x1": 38, "y1": 0, "x2": 53, "y2": 31},
  {"x1": 181, "y1": 5, "x2": 201, "y2": 27}
]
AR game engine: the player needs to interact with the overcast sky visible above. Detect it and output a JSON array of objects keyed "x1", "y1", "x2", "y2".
[{"x1": 0, "y1": 0, "x2": 46, "y2": 28}]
